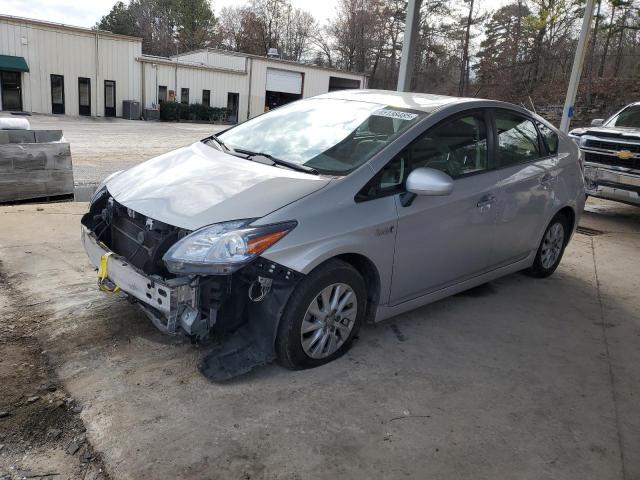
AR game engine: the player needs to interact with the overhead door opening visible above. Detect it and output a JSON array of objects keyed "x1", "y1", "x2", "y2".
[
  {"x1": 328, "y1": 76, "x2": 361, "y2": 92},
  {"x1": 265, "y1": 68, "x2": 302, "y2": 111}
]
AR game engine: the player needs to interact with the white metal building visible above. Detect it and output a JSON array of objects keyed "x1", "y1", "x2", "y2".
[{"x1": 0, "y1": 15, "x2": 367, "y2": 122}]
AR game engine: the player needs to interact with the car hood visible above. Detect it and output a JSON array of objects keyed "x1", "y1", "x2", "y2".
[
  {"x1": 106, "y1": 142, "x2": 330, "y2": 230},
  {"x1": 572, "y1": 126, "x2": 640, "y2": 139}
]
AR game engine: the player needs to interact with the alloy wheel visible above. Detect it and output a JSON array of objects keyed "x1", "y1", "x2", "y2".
[
  {"x1": 300, "y1": 283, "x2": 358, "y2": 359},
  {"x1": 540, "y1": 222, "x2": 565, "y2": 269}
]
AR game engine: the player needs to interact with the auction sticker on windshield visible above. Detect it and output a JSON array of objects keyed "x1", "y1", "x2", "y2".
[{"x1": 372, "y1": 109, "x2": 418, "y2": 121}]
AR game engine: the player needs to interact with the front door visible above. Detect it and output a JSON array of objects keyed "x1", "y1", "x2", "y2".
[
  {"x1": 104, "y1": 80, "x2": 116, "y2": 117},
  {"x1": 490, "y1": 109, "x2": 555, "y2": 266},
  {"x1": 78, "y1": 77, "x2": 91, "y2": 116},
  {"x1": 0, "y1": 71, "x2": 23, "y2": 111},
  {"x1": 227, "y1": 92, "x2": 239, "y2": 123},
  {"x1": 390, "y1": 110, "x2": 500, "y2": 304},
  {"x1": 50, "y1": 74, "x2": 65, "y2": 114}
]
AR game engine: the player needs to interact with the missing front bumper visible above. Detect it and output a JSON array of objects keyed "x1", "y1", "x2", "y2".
[
  {"x1": 81, "y1": 226, "x2": 207, "y2": 336},
  {"x1": 82, "y1": 224, "x2": 305, "y2": 380}
]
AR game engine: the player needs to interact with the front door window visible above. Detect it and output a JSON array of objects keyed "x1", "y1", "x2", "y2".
[{"x1": 410, "y1": 113, "x2": 488, "y2": 178}]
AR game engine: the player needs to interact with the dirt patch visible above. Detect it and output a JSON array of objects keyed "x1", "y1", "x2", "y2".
[{"x1": 0, "y1": 266, "x2": 109, "y2": 480}]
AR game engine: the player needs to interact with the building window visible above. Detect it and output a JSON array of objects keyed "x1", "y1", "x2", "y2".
[
  {"x1": 181, "y1": 88, "x2": 189, "y2": 104},
  {"x1": 158, "y1": 85, "x2": 167, "y2": 103},
  {"x1": 202, "y1": 89, "x2": 210, "y2": 107},
  {"x1": 50, "y1": 74, "x2": 65, "y2": 114}
]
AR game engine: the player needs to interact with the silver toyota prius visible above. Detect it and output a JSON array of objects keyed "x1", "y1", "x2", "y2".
[{"x1": 81, "y1": 89, "x2": 585, "y2": 380}]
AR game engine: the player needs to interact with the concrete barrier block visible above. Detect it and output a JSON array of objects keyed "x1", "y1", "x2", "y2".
[
  {"x1": 8, "y1": 130, "x2": 36, "y2": 144},
  {"x1": 34, "y1": 130, "x2": 63, "y2": 143}
]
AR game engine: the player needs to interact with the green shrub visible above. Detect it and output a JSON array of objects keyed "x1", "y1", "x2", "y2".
[
  {"x1": 160, "y1": 101, "x2": 232, "y2": 123},
  {"x1": 189, "y1": 103, "x2": 211, "y2": 121},
  {"x1": 159, "y1": 101, "x2": 179, "y2": 121}
]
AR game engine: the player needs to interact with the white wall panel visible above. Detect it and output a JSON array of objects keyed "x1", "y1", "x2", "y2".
[
  {"x1": 0, "y1": 18, "x2": 366, "y2": 120},
  {"x1": 141, "y1": 61, "x2": 250, "y2": 120},
  {"x1": 0, "y1": 17, "x2": 141, "y2": 117},
  {"x1": 176, "y1": 50, "x2": 246, "y2": 72}
]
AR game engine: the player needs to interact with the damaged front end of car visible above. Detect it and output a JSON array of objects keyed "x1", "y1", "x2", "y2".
[{"x1": 81, "y1": 187, "x2": 303, "y2": 381}]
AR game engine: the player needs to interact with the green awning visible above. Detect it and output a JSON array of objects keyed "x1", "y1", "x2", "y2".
[{"x1": 0, "y1": 55, "x2": 29, "y2": 73}]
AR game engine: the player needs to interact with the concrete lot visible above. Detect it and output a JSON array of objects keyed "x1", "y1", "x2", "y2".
[
  {"x1": 23, "y1": 114, "x2": 223, "y2": 186},
  {"x1": 0, "y1": 198, "x2": 639, "y2": 480}
]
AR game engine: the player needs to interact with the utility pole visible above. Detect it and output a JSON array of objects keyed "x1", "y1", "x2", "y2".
[
  {"x1": 559, "y1": 0, "x2": 596, "y2": 132},
  {"x1": 397, "y1": 0, "x2": 422, "y2": 92},
  {"x1": 459, "y1": 0, "x2": 475, "y2": 97}
]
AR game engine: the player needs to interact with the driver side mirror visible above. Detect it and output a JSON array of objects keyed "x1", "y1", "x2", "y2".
[
  {"x1": 590, "y1": 118, "x2": 604, "y2": 127},
  {"x1": 401, "y1": 167, "x2": 454, "y2": 207},
  {"x1": 406, "y1": 167, "x2": 454, "y2": 196}
]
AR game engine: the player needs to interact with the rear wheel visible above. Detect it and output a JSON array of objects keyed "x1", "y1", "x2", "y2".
[
  {"x1": 525, "y1": 213, "x2": 569, "y2": 278},
  {"x1": 276, "y1": 259, "x2": 366, "y2": 370}
]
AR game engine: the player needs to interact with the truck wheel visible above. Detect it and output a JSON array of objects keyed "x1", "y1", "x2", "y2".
[
  {"x1": 276, "y1": 259, "x2": 366, "y2": 370},
  {"x1": 525, "y1": 213, "x2": 569, "y2": 278}
]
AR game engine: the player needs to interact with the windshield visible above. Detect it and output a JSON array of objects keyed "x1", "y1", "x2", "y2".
[
  {"x1": 217, "y1": 98, "x2": 424, "y2": 174},
  {"x1": 606, "y1": 105, "x2": 640, "y2": 128}
]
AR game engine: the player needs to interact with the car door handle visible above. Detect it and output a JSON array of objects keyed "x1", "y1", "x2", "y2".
[
  {"x1": 476, "y1": 194, "x2": 496, "y2": 208},
  {"x1": 540, "y1": 173, "x2": 553, "y2": 185}
]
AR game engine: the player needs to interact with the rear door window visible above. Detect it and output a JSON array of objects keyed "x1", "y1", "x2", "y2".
[{"x1": 494, "y1": 111, "x2": 542, "y2": 166}]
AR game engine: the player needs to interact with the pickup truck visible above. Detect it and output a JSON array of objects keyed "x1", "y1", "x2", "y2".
[{"x1": 569, "y1": 102, "x2": 640, "y2": 206}]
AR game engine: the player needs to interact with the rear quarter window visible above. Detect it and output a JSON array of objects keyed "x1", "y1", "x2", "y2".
[{"x1": 537, "y1": 122, "x2": 559, "y2": 155}]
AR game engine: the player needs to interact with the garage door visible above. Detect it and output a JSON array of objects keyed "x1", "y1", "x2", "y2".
[{"x1": 266, "y1": 68, "x2": 302, "y2": 95}]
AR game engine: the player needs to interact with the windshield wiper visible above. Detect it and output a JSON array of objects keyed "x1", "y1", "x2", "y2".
[
  {"x1": 232, "y1": 148, "x2": 319, "y2": 175},
  {"x1": 203, "y1": 134, "x2": 230, "y2": 152}
]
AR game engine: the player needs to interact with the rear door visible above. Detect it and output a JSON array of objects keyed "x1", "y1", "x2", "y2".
[
  {"x1": 490, "y1": 109, "x2": 556, "y2": 265},
  {"x1": 389, "y1": 109, "x2": 501, "y2": 304}
]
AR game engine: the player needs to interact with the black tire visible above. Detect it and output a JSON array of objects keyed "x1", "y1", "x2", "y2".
[
  {"x1": 525, "y1": 212, "x2": 570, "y2": 278},
  {"x1": 276, "y1": 259, "x2": 366, "y2": 370}
]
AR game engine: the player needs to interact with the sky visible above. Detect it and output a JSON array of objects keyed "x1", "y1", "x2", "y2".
[{"x1": 0, "y1": 0, "x2": 341, "y2": 28}]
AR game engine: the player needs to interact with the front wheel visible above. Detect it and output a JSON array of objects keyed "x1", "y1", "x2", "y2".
[
  {"x1": 276, "y1": 259, "x2": 366, "y2": 370},
  {"x1": 525, "y1": 213, "x2": 569, "y2": 278}
]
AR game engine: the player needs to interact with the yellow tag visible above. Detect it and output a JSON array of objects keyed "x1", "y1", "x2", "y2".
[{"x1": 97, "y1": 252, "x2": 121, "y2": 293}]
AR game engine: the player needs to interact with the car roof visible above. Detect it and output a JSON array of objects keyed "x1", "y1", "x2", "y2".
[{"x1": 313, "y1": 89, "x2": 482, "y2": 113}]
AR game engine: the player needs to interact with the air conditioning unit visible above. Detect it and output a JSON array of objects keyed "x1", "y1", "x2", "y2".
[{"x1": 123, "y1": 100, "x2": 141, "y2": 120}]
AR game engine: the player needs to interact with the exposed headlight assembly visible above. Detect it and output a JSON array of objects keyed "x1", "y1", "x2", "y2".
[
  {"x1": 90, "y1": 170, "x2": 123, "y2": 204},
  {"x1": 162, "y1": 220, "x2": 297, "y2": 275}
]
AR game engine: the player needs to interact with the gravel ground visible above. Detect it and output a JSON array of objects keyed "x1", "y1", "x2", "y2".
[
  {"x1": 0, "y1": 198, "x2": 639, "y2": 479},
  {"x1": 22, "y1": 114, "x2": 225, "y2": 186}
]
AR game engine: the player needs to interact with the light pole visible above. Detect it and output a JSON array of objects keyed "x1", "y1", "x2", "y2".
[
  {"x1": 397, "y1": 0, "x2": 422, "y2": 92},
  {"x1": 559, "y1": 0, "x2": 596, "y2": 132}
]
